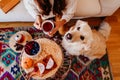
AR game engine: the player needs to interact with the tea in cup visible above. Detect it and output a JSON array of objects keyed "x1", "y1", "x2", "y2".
[{"x1": 41, "y1": 20, "x2": 54, "y2": 34}]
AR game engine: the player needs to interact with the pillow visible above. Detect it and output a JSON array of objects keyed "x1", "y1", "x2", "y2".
[{"x1": 74, "y1": 0, "x2": 101, "y2": 17}]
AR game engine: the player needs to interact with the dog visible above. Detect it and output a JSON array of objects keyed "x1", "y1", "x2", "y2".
[{"x1": 62, "y1": 20, "x2": 111, "y2": 59}]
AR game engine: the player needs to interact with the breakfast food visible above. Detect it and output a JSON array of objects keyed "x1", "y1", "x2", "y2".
[
  {"x1": 14, "y1": 34, "x2": 25, "y2": 43},
  {"x1": 31, "y1": 55, "x2": 57, "y2": 76},
  {"x1": 24, "y1": 41, "x2": 40, "y2": 57},
  {"x1": 37, "y1": 63, "x2": 45, "y2": 74},
  {"x1": 46, "y1": 57, "x2": 54, "y2": 69},
  {"x1": 9, "y1": 31, "x2": 32, "y2": 53},
  {"x1": 21, "y1": 38, "x2": 63, "y2": 79},
  {"x1": 21, "y1": 57, "x2": 34, "y2": 69}
]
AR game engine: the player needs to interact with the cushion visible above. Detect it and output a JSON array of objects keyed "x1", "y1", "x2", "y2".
[
  {"x1": 74, "y1": 0, "x2": 101, "y2": 17},
  {"x1": 99, "y1": 0, "x2": 120, "y2": 16}
]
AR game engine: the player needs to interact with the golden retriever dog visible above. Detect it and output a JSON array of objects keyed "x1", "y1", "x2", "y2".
[{"x1": 62, "y1": 20, "x2": 111, "y2": 60}]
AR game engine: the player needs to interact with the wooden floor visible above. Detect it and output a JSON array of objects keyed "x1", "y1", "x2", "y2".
[
  {"x1": 0, "y1": 9, "x2": 120, "y2": 80},
  {"x1": 105, "y1": 9, "x2": 120, "y2": 80}
]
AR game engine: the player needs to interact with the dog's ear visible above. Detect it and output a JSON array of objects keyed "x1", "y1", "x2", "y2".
[
  {"x1": 76, "y1": 20, "x2": 88, "y2": 23},
  {"x1": 69, "y1": 26, "x2": 75, "y2": 31},
  {"x1": 83, "y1": 37, "x2": 93, "y2": 51},
  {"x1": 75, "y1": 20, "x2": 88, "y2": 27},
  {"x1": 84, "y1": 43, "x2": 91, "y2": 51},
  {"x1": 75, "y1": 20, "x2": 82, "y2": 27}
]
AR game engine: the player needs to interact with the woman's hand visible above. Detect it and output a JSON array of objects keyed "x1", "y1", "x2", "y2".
[
  {"x1": 34, "y1": 15, "x2": 42, "y2": 29},
  {"x1": 49, "y1": 19, "x2": 66, "y2": 36}
]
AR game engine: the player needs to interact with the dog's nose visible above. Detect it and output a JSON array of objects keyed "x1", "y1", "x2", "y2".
[
  {"x1": 80, "y1": 35, "x2": 84, "y2": 40},
  {"x1": 66, "y1": 33, "x2": 72, "y2": 40}
]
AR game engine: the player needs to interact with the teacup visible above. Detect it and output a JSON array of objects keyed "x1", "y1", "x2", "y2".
[{"x1": 41, "y1": 20, "x2": 54, "y2": 34}]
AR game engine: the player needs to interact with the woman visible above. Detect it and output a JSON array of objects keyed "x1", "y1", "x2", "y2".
[{"x1": 23, "y1": 0, "x2": 77, "y2": 36}]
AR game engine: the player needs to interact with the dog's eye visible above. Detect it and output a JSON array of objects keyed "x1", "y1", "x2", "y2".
[
  {"x1": 66, "y1": 33, "x2": 72, "y2": 40},
  {"x1": 80, "y1": 35, "x2": 84, "y2": 40},
  {"x1": 77, "y1": 27, "x2": 80, "y2": 30}
]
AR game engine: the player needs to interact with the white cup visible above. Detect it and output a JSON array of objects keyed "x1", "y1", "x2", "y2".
[{"x1": 41, "y1": 20, "x2": 54, "y2": 34}]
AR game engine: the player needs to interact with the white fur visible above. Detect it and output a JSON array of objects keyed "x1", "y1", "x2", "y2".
[{"x1": 62, "y1": 20, "x2": 111, "y2": 59}]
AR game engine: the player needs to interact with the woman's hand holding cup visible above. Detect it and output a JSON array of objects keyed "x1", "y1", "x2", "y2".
[
  {"x1": 34, "y1": 15, "x2": 42, "y2": 30},
  {"x1": 41, "y1": 20, "x2": 54, "y2": 36},
  {"x1": 49, "y1": 19, "x2": 66, "y2": 36}
]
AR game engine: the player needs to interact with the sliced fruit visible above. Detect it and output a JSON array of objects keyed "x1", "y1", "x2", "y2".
[
  {"x1": 37, "y1": 63, "x2": 45, "y2": 74},
  {"x1": 46, "y1": 57, "x2": 54, "y2": 69}
]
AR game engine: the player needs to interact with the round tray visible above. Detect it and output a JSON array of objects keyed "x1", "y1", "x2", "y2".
[{"x1": 18, "y1": 38, "x2": 72, "y2": 80}]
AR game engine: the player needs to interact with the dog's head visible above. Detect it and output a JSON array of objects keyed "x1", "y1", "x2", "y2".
[{"x1": 63, "y1": 20, "x2": 93, "y2": 51}]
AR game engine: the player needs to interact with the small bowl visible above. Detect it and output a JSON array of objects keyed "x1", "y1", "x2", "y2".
[
  {"x1": 24, "y1": 41, "x2": 41, "y2": 58},
  {"x1": 41, "y1": 20, "x2": 54, "y2": 34}
]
